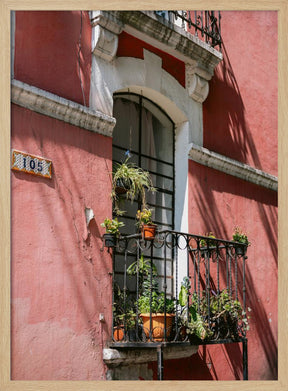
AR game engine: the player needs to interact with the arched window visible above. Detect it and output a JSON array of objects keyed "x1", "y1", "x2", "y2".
[{"x1": 112, "y1": 93, "x2": 175, "y2": 294}]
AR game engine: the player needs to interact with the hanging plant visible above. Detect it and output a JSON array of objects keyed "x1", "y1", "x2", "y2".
[{"x1": 111, "y1": 152, "x2": 156, "y2": 216}]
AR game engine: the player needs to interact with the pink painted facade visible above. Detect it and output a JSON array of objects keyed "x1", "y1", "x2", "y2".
[
  {"x1": 11, "y1": 10, "x2": 277, "y2": 381},
  {"x1": 11, "y1": 105, "x2": 113, "y2": 380}
]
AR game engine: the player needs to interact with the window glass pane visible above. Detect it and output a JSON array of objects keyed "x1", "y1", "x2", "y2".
[
  {"x1": 141, "y1": 156, "x2": 173, "y2": 178},
  {"x1": 141, "y1": 99, "x2": 173, "y2": 164},
  {"x1": 146, "y1": 191, "x2": 173, "y2": 209},
  {"x1": 113, "y1": 97, "x2": 140, "y2": 152}
]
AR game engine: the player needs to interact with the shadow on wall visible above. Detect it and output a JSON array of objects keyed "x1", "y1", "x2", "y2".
[
  {"x1": 187, "y1": 40, "x2": 278, "y2": 380},
  {"x1": 203, "y1": 42, "x2": 276, "y2": 172}
]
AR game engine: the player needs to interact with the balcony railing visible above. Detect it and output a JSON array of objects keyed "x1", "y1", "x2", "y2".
[
  {"x1": 109, "y1": 230, "x2": 248, "y2": 347},
  {"x1": 155, "y1": 11, "x2": 222, "y2": 51}
]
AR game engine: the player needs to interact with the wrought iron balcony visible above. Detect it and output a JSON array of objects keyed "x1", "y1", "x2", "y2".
[
  {"x1": 155, "y1": 11, "x2": 222, "y2": 51},
  {"x1": 109, "y1": 230, "x2": 248, "y2": 347}
]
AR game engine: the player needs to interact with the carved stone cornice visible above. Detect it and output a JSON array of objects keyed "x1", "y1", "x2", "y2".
[
  {"x1": 189, "y1": 143, "x2": 278, "y2": 191},
  {"x1": 186, "y1": 67, "x2": 209, "y2": 103},
  {"x1": 11, "y1": 79, "x2": 116, "y2": 137},
  {"x1": 91, "y1": 11, "x2": 124, "y2": 62}
]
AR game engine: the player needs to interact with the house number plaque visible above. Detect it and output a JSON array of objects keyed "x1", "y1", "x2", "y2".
[{"x1": 11, "y1": 150, "x2": 52, "y2": 179}]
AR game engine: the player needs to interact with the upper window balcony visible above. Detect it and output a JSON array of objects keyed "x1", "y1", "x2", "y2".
[
  {"x1": 91, "y1": 10, "x2": 223, "y2": 79},
  {"x1": 154, "y1": 11, "x2": 222, "y2": 52}
]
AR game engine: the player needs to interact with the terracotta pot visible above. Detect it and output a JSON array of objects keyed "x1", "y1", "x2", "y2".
[
  {"x1": 142, "y1": 224, "x2": 157, "y2": 240},
  {"x1": 140, "y1": 313, "x2": 175, "y2": 341},
  {"x1": 113, "y1": 326, "x2": 124, "y2": 341}
]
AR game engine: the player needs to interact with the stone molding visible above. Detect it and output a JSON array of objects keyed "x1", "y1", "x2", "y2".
[
  {"x1": 189, "y1": 143, "x2": 278, "y2": 191},
  {"x1": 11, "y1": 79, "x2": 116, "y2": 137},
  {"x1": 91, "y1": 11, "x2": 222, "y2": 102},
  {"x1": 186, "y1": 67, "x2": 209, "y2": 103},
  {"x1": 103, "y1": 344, "x2": 198, "y2": 367},
  {"x1": 91, "y1": 11, "x2": 124, "y2": 62}
]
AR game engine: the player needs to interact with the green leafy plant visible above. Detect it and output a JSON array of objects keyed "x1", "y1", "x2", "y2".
[
  {"x1": 178, "y1": 276, "x2": 249, "y2": 342},
  {"x1": 137, "y1": 291, "x2": 175, "y2": 314},
  {"x1": 199, "y1": 232, "x2": 216, "y2": 248},
  {"x1": 116, "y1": 309, "x2": 137, "y2": 329},
  {"x1": 178, "y1": 276, "x2": 191, "y2": 307},
  {"x1": 136, "y1": 208, "x2": 154, "y2": 227},
  {"x1": 232, "y1": 226, "x2": 250, "y2": 245},
  {"x1": 111, "y1": 156, "x2": 156, "y2": 215},
  {"x1": 127, "y1": 254, "x2": 158, "y2": 293},
  {"x1": 130, "y1": 256, "x2": 175, "y2": 315},
  {"x1": 100, "y1": 217, "x2": 124, "y2": 236}
]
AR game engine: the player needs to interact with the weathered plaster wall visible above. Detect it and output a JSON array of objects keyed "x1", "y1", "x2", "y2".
[
  {"x1": 185, "y1": 11, "x2": 278, "y2": 380},
  {"x1": 14, "y1": 11, "x2": 91, "y2": 106},
  {"x1": 187, "y1": 162, "x2": 277, "y2": 380},
  {"x1": 11, "y1": 105, "x2": 113, "y2": 380},
  {"x1": 203, "y1": 11, "x2": 277, "y2": 176}
]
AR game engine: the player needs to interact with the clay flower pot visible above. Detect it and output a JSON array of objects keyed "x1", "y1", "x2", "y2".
[
  {"x1": 113, "y1": 325, "x2": 124, "y2": 341},
  {"x1": 140, "y1": 313, "x2": 174, "y2": 341},
  {"x1": 142, "y1": 224, "x2": 157, "y2": 240}
]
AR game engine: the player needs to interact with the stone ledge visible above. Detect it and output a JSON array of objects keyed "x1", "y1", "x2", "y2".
[
  {"x1": 11, "y1": 79, "x2": 116, "y2": 137},
  {"x1": 189, "y1": 143, "x2": 278, "y2": 191},
  {"x1": 103, "y1": 344, "x2": 198, "y2": 368}
]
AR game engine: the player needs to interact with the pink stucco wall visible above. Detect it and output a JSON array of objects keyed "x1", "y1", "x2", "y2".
[
  {"x1": 11, "y1": 105, "x2": 113, "y2": 380},
  {"x1": 185, "y1": 11, "x2": 278, "y2": 380},
  {"x1": 187, "y1": 163, "x2": 277, "y2": 380},
  {"x1": 203, "y1": 11, "x2": 277, "y2": 176},
  {"x1": 14, "y1": 11, "x2": 91, "y2": 106}
]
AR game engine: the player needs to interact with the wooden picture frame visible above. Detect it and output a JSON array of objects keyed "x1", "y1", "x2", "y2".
[{"x1": 1, "y1": 1, "x2": 287, "y2": 390}]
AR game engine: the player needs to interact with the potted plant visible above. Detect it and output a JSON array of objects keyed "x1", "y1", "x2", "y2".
[
  {"x1": 128, "y1": 255, "x2": 175, "y2": 341},
  {"x1": 232, "y1": 227, "x2": 250, "y2": 256},
  {"x1": 138, "y1": 291, "x2": 175, "y2": 341},
  {"x1": 111, "y1": 155, "x2": 156, "y2": 216},
  {"x1": 136, "y1": 208, "x2": 157, "y2": 240},
  {"x1": 101, "y1": 217, "x2": 124, "y2": 247},
  {"x1": 178, "y1": 277, "x2": 249, "y2": 344},
  {"x1": 112, "y1": 283, "x2": 138, "y2": 342},
  {"x1": 115, "y1": 309, "x2": 138, "y2": 342},
  {"x1": 136, "y1": 266, "x2": 175, "y2": 341},
  {"x1": 209, "y1": 289, "x2": 249, "y2": 340}
]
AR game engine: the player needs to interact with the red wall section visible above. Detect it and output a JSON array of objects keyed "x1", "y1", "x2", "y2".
[
  {"x1": 14, "y1": 11, "x2": 91, "y2": 106},
  {"x1": 11, "y1": 104, "x2": 112, "y2": 380},
  {"x1": 117, "y1": 32, "x2": 186, "y2": 87},
  {"x1": 203, "y1": 11, "x2": 277, "y2": 176},
  {"x1": 186, "y1": 160, "x2": 277, "y2": 380}
]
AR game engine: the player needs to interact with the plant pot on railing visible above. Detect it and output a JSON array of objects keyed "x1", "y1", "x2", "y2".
[
  {"x1": 136, "y1": 208, "x2": 157, "y2": 241},
  {"x1": 234, "y1": 244, "x2": 247, "y2": 256},
  {"x1": 103, "y1": 233, "x2": 117, "y2": 248},
  {"x1": 101, "y1": 218, "x2": 124, "y2": 248},
  {"x1": 232, "y1": 227, "x2": 250, "y2": 257},
  {"x1": 142, "y1": 223, "x2": 157, "y2": 240}
]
